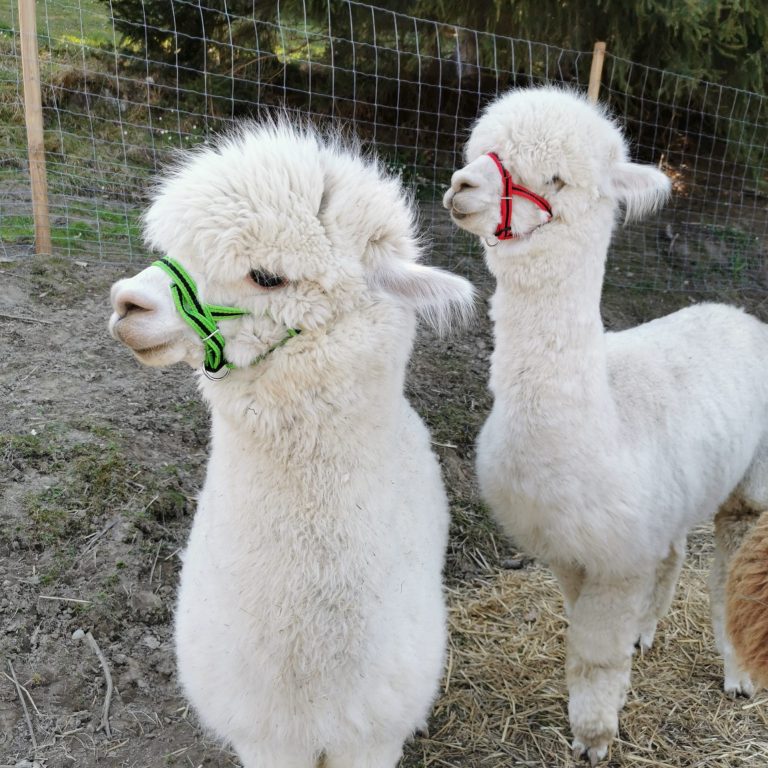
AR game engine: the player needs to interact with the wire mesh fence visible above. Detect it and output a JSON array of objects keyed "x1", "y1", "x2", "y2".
[
  {"x1": 1, "y1": 0, "x2": 766, "y2": 294},
  {"x1": 603, "y1": 55, "x2": 767, "y2": 294}
]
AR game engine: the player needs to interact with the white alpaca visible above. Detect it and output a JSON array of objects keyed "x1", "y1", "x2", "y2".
[
  {"x1": 109, "y1": 123, "x2": 474, "y2": 768},
  {"x1": 443, "y1": 87, "x2": 768, "y2": 764}
]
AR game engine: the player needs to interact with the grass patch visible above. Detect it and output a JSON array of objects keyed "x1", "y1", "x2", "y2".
[
  {"x1": 1, "y1": 208, "x2": 141, "y2": 252},
  {"x1": 2, "y1": 423, "x2": 191, "y2": 564},
  {"x1": 0, "y1": 0, "x2": 112, "y2": 47},
  {"x1": 2, "y1": 427, "x2": 130, "y2": 547}
]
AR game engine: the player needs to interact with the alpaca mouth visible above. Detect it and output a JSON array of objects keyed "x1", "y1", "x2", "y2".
[
  {"x1": 133, "y1": 342, "x2": 169, "y2": 356},
  {"x1": 111, "y1": 314, "x2": 179, "y2": 358}
]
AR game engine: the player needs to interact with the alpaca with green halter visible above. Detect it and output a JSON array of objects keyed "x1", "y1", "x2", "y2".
[{"x1": 109, "y1": 121, "x2": 474, "y2": 768}]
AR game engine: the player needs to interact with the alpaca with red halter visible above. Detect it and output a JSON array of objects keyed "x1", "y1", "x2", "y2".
[{"x1": 444, "y1": 86, "x2": 768, "y2": 765}]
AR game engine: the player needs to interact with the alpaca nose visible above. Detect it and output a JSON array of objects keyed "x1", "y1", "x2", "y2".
[
  {"x1": 445, "y1": 168, "x2": 490, "y2": 218},
  {"x1": 453, "y1": 177, "x2": 478, "y2": 194},
  {"x1": 111, "y1": 282, "x2": 158, "y2": 319}
]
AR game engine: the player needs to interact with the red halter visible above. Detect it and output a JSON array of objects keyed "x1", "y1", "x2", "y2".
[{"x1": 486, "y1": 152, "x2": 552, "y2": 241}]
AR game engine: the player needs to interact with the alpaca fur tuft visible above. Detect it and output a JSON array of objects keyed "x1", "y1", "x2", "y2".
[
  {"x1": 727, "y1": 510, "x2": 768, "y2": 689},
  {"x1": 109, "y1": 122, "x2": 473, "y2": 768}
]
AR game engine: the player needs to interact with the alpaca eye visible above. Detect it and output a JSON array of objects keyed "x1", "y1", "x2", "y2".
[
  {"x1": 249, "y1": 269, "x2": 286, "y2": 289},
  {"x1": 548, "y1": 175, "x2": 565, "y2": 190}
]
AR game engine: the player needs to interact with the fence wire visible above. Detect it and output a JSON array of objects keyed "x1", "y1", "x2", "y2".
[{"x1": 1, "y1": 0, "x2": 766, "y2": 294}]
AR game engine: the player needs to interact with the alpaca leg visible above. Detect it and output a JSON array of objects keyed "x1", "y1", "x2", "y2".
[
  {"x1": 636, "y1": 538, "x2": 685, "y2": 651},
  {"x1": 550, "y1": 562, "x2": 586, "y2": 617},
  {"x1": 324, "y1": 740, "x2": 403, "y2": 768},
  {"x1": 234, "y1": 743, "x2": 318, "y2": 768},
  {"x1": 567, "y1": 575, "x2": 646, "y2": 765},
  {"x1": 711, "y1": 499, "x2": 759, "y2": 696}
]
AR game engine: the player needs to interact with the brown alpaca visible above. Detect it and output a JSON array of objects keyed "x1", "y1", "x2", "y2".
[{"x1": 726, "y1": 509, "x2": 768, "y2": 689}]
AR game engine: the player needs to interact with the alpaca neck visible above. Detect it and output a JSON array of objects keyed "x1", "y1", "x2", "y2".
[
  {"x1": 202, "y1": 355, "x2": 406, "y2": 523},
  {"x1": 202, "y1": 308, "x2": 413, "y2": 467},
  {"x1": 486, "y1": 222, "x2": 617, "y2": 431}
]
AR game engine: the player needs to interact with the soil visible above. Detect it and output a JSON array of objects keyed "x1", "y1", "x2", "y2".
[{"x1": 1, "y1": 241, "x2": 766, "y2": 768}]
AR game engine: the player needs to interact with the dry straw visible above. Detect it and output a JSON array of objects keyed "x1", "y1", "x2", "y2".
[{"x1": 409, "y1": 525, "x2": 768, "y2": 767}]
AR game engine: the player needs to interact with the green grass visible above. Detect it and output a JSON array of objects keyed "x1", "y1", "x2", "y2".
[
  {"x1": 0, "y1": 207, "x2": 141, "y2": 252},
  {"x1": 0, "y1": 0, "x2": 112, "y2": 47},
  {"x1": 0, "y1": 23, "x2": 152, "y2": 259}
]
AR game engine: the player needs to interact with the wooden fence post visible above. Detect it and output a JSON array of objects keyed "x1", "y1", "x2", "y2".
[
  {"x1": 18, "y1": 0, "x2": 52, "y2": 256},
  {"x1": 588, "y1": 41, "x2": 606, "y2": 104}
]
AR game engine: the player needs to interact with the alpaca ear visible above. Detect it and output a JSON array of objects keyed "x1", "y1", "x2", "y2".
[
  {"x1": 370, "y1": 261, "x2": 476, "y2": 333},
  {"x1": 605, "y1": 162, "x2": 671, "y2": 222}
]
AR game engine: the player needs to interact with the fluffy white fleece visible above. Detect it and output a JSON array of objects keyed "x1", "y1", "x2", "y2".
[
  {"x1": 444, "y1": 86, "x2": 768, "y2": 764},
  {"x1": 109, "y1": 122, "x2": 474, "y2": 768}
]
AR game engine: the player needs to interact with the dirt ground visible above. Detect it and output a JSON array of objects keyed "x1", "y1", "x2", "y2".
[{"x1": 1, "y1": 243, "x2": 767, "y2": 768}]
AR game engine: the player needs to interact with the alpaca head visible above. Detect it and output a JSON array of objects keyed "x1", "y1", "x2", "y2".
[
  {"x1": 443, "y1": 87, "x2": 671, "y2": 245},
  {"x1": 109, "y1": 122, "x2": 474, "y2": 377}
]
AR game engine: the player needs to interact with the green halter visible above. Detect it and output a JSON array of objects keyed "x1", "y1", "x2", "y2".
[{"x1": 153, "y1": 257, "x2": 300, "y2": 375}]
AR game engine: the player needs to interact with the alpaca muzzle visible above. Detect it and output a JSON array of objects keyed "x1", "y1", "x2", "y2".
[{"x1": 486, "y1": 152, "x2": 552, "y2": 243}]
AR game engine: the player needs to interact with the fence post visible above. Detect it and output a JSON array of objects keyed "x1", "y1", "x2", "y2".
[
  {"x1": 588, "y1": 41, "x2": 606, "y2": 104},
  {"x1": 18, "y1": 0, "x2": 52, "y2": 256}
]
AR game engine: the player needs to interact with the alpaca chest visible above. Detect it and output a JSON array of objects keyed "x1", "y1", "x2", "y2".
[
  {"x1": 476, "y1": 409, "x2": 595, "y2": 505},
  {"x1": 177, "y1": 502, "x2": 377, "y2": 684},
  {"x1": 475, "y1": 411, "x2": 634, "y2": 566},
  {"x1": 175, "y1": 413, "x2": 449, "y2": 738}
]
